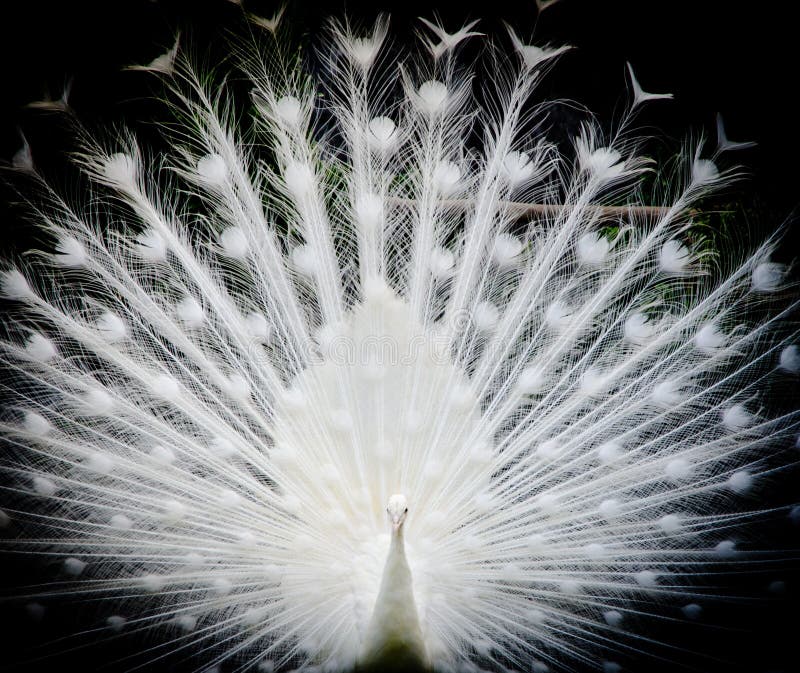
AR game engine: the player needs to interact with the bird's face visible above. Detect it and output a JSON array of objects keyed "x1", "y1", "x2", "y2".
[{"x1": 386, "y1": 494, "x2": 409, "y2": 531}]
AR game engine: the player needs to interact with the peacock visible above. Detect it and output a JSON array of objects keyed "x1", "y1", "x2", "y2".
[{"x1": 1, "y1": 6, "x2": 798, "y2": 673}]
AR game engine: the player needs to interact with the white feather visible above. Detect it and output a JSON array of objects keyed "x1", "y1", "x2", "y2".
[
  {"x1": 1, "y1": 269, "x2": 35, "y2": 300},
  {"x1": 692, "y1": 157, "x2": 719, "y2": 185},
  {"x1": 0, "y1": 18, "x2": 797, "y2": 673},
  {"x1": 626, "y1": 62, "x2": 673, "y2": 106},
  {"x1": 219, "y1": 226, "x2": 249, "y2": 258},
  {"x1": 23, "y1": 411, "x2": 51, "y2": 436},
  {"x1": 492, "y1": 233, "x2": 523, "y2": 266},
  {"x1": 433, "y1": 160, "x2": 461, "y2": 195},
  {"x1": 576, "y1": 231, "x2": 611, "y2": 265},
  {"x1": 779, "y1": 344, "x2": 800, "y2": 373},
  {"x1": 102, "y1": 152, "x2": 137, "y2": 186},
  {"x1": 507, "y1": 26, "x2": 572, "y2": 70},
  {"x1": 751, "y1": 261, "x2": 785, "y2": 292},
  {"x1": 274, "y1": 95, "x2": 303, "y2": 127},
  {"x1": 416, "y1": 80, "x2": 448, "y2": 115},
  {"x1": 502, "y1": 150, "x2": 535, "y2": 187},
  {"x1": 429, "y1": 247, "x2": 455, "y2": 277},
  {"x1": 577, "y1": 135, "x2": 627, "y2": 180},
  {"x1": 24, "y1": 333, "x2": 57, "y2": 362},
  {"x1": 133, "y1": 228, "x2": 167, "y2": 261},
  {"x1": 94, "y1": 311, "x2": 127, "y2": 342},
  {"x1": 54, "y1": 236, "x2": 88, "y2": 267},
  {"x1": 176, "y1": 296, "x2": 205, "y2": 328},
  {"x1": 623, "y1": 311, "x2": 655, "y2": 345},
  {"x1": 722, "y1": 403, "x2": 755, "y2": 431},
  {"x1": 695, "y1": 323, "x2": 726, "y2": 354},
  {"x1": 367, "y1": 116, "x2": 397, "y2": 152},
  {"x1": 659, "y1": 238, "x2": 691, "y2": 273},
  {"x1": 196, "y1": 153, "x2": 228, "y2": 185}
]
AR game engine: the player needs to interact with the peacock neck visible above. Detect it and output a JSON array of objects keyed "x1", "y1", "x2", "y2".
[{"x1": 358, "y1": 524, "x2": 429, "y2": 673}]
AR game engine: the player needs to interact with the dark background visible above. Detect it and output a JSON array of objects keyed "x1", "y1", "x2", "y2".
[{"x1": 0, "y1": 1, "x2": 798, "y2": 672}]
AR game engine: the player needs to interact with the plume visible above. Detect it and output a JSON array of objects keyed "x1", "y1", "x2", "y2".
[{"x1": 1, "y1": 13, "x2": 798, "y2": 673}]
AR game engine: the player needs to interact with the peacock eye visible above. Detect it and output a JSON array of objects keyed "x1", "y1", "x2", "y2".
[{"x1": 404, "y1": 507, "x2": 408, "y2": 513}]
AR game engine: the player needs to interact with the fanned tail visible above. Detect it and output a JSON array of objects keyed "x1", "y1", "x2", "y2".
[{"x1": 1, "y1": 13, "x2": 798, "y2": 673}]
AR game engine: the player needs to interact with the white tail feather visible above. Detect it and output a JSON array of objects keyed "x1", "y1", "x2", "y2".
[{"x1": 1, "y1": 15, "x2": 798, "y2": 673}]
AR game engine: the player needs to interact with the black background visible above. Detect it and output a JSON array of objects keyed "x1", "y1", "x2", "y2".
[{"x1": 0, "y1": 1, "x2": 798, "y2": 672}]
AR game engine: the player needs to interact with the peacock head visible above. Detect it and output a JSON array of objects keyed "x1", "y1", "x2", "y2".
[{"x1": 386, "y1": 494, "x2": 409, "y2": 531}]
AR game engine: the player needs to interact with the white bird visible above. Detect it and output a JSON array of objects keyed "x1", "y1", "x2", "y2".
[
  {"x1": 1, "y1": 14, "x2": 798, "y2": 673},
  {"x1": 359, "y1": 494, "x2": 429, "y2": 672}
]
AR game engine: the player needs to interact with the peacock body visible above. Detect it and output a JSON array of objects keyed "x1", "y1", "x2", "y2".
[{"x1": 1, "y1": 8, "x2": 798, "y2": 673}]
